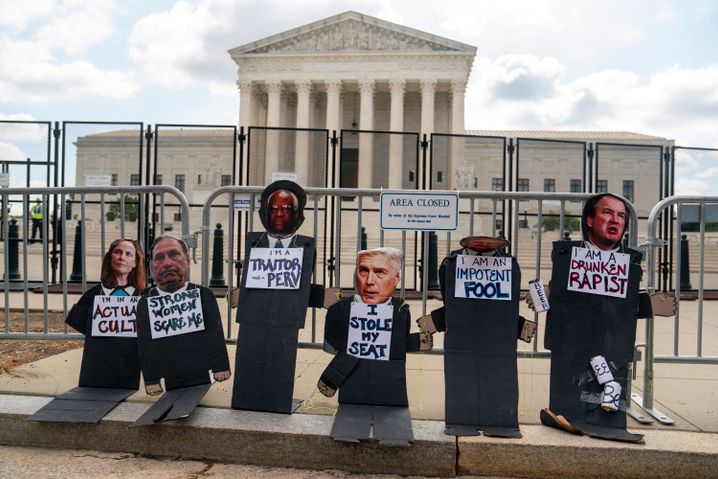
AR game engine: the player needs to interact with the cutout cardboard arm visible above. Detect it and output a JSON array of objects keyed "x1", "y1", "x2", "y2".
[
  {"x1": 643, "y1": 292, "x2": 676, "y2": 317},
  {"x1": 65, "y1": 286, "x2": 98, "y2": 335},
  {"x1": 318, "y1": 352, "x2": 360, "y2": 397},
  {"x1": 517, "y1": 316, "x2": 537, "y2": 343}
]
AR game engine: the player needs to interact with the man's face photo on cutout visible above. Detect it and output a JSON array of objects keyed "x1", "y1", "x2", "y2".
[
  {"x1": 266, "y1": 189, "x2": 300, "y2": 237},
  {"x1": 151, "y1": 237, "x2": 190, "y2": 291},
  {"x1": 356, "y1": 249, "x2": 401, "y2": 305},
  {"x1": 585, "y1": 195, "x2": 627, "y2": 251}
]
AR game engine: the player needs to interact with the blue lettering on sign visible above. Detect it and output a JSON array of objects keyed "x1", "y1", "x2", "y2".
[{"x1": 463, "y1": 281, "x2": 510, "y2": 299}]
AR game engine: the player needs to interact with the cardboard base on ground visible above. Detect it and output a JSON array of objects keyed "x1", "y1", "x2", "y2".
[{"x1": 26, "y1": 387, "x2": 135, "y2": 423}]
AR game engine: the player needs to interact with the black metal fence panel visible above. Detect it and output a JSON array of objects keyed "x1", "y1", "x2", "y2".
[{"x1": 246, "y1": 126, "x2": 329, "y2": 188}]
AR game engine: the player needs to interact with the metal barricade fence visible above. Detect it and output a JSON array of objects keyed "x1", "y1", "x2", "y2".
[
  {"x1": 1, "y1": 186, "x2": 190, "y2": 339},
  {"x1": 641, "y1": 195, "x2": 718, "y2": 422},
  {"x1": 200, "y1": 187, "x2": 639, "y2": 355}
]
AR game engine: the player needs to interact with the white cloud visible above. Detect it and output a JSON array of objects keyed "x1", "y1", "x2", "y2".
[
  {"x1": 467, "y1": 54, "x2": 718, "y2": 150},
  {"x1": 35, "y1": 1, "x2": 117, "y2": 55},
  {"x1": 0, "y1": 142, "x2": 28, "y2": 162},
  {"x1": 674, "y1": 178, "x2": 713, "y2": 196},
  {"x1": 674, "y1": 151, "x2": 698, "y2": 172},
  {"x1": 128, "y1": 0, "x2": 238, "y2": 95},
  {"x1": 0, "y1": 114, "x2": 47, "y2": 142},
  {"x1": 0, "y1": 0, "x2": 55, "y2": 30},
  {"x1": 0, "y1": 37, "x2": 138, "y2": 103},
  {"x1": 697, "y1": 167, "x2": 718, "y2": 179}
]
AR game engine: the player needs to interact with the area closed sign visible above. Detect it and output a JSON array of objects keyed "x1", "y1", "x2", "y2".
[{"x1": 380, "y1": 191, "x2": 458, "y2": 231}]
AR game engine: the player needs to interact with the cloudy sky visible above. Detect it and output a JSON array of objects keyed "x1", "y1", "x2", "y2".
[{"x1": 1, "y1": 0, "x2": 717, "y2": 193}]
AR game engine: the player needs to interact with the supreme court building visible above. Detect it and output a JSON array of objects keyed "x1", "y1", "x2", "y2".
[{"x1": 75, "y1": 11, "x2": 673, "y2": 218}]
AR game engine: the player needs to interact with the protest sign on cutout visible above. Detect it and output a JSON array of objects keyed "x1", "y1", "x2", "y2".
[
  {"x1": 245, "y1": 247, "x2": 304, "y2": 290},
  {"x1": 567, "y1": 246, "x2": 630, "y2": 298},
  {"x1": 91, "y1": 296, "x2": 139, "y2": 337},
  {"x1": 347, "y1": 302, "x2": 393, "y2": 361},
  {"x1": 148, "y1": 288, "x2": 205, "y2": 339},
  {"x1": 454, "y1": 255, "x2": 512, "y2": 301}
]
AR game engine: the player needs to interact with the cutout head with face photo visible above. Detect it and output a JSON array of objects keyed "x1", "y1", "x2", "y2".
[
  {"x1": 259, "y1": 180, "x2": 306, "y2": 239},
  {"x1": 355, "y1": 247, "x2": 402, "y2": 304},
  {"x1": 581, "y1": 193, "x2": 629, "y2": 251}
]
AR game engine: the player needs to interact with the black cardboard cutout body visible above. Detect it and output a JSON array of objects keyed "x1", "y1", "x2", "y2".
[
  {"x1": 542, "y1": 194, "x2": 644, "y2": 442},
  {"x1": 543, "y1": 241, "x2": 644, "y2": 442},
  {"x1": 231, "y1": 231, "x2": 322, "y2": 413},
  {"x1": 321, "y1": 296, "x2": 421, "y2": 444},
  {"x1": 133, "y1": 283, "x2": 230, "y2": 426},
  {"x1": 431, "y1": 250, "x2": 522, "y2": 437},
  {"x1": 28, "y1": 284, "x2": 141, "y2": 423}
]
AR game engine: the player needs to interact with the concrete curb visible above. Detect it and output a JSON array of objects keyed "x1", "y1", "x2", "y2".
[
  {"x1": 0, "y1": 394, "x2": 456, "y2": 477},
  {"x1": 459, "y1": 425, "x2": 718, "y2": 479},
  {"x1": 1, "y1": 394, "x2": 717, "y2": 478}
]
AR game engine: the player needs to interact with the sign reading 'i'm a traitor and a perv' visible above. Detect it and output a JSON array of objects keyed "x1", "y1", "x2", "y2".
[
  {"x1": 567, "y1": 246, "x2": 630, "y2": 298},
  {"x1": 454, "y1": 255, "x2": 512, "y2": 301},
  {"x1": 148, "y1": 289, "x2": 205, "y2": 339},
  {"x1": 245, "y1": 248, "x2": 304, "y2": 290}
]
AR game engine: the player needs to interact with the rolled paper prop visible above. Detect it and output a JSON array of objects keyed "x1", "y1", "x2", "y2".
[
  {"x1": 528, "y1": 279, "x2": 550, "y2": 312},
  {"x1": 601, "y1": 380, "x2": 621, "y2": 412},
  {"x1": 590, "y1": 355, "x2": 614, "y2": 385}
]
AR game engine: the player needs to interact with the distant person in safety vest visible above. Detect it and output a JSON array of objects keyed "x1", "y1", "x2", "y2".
[{"x1": 31, "y1": 199, "x2": 43, "y2": 242}]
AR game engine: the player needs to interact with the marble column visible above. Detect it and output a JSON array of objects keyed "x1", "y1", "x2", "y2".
[
  {"x1": 325, "y1": 80, "x2": 342, "y2": 134},
  {"x1": 358, "y1": 79, "x2": 375, "y2": 189},
  {"x1": 450, "y1": 79, "x2": 467, "y2": 189},
  {"x1": 295, "y1": 80, "x2": 312, "y2": 186},
  {"x1": 389, "y1": 79, "x2": 406, "y2": 189},
  {"x1": 325, "y1": 80, "x2": 342, "y2": 188},
  {"x1": 420, "y1": 79, "x2": 437, "y2": 137},
  {"x1": 265, "y1": 80, "x2": 282, "y2": 183},
  {"x1": 238, "y1": 81, "x2": 254, "y2": 129}
]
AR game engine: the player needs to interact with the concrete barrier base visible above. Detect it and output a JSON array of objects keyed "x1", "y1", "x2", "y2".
[{"x1": 1, "y1": 394, "x2": 716, "y2": 478}]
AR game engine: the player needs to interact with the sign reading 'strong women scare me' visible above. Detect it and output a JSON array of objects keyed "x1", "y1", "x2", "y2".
[{"x1": 148, "y1": 289, "x2": 205, "y2": 339}]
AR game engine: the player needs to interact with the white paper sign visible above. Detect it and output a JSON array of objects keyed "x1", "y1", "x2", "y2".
[
  {"x1": 454, "y1": 255, "x2": 512, "y2": 301},
  {"x1": 0, "y1": 172, "x2": 9, "y2": 188},
  {"x1": 245, "y1": 247, "x2": 303, "y2": 289},
  {"x1": 380, "y1": 191, "x2": 458, "y2": 231},
  {"x1": 347, "y1": 302, "x2": 393, "y2": 361},
  {"x1": 233, "y1": 194, "x2": 259, "y2": 211},
  {"x1": 91, "y1": 296, "x2": 138, "y2": 337},
  {"x1": 147, "y1": 288, "x2": 205, "y2": 339},
  {"x1": 85, "y1": 174, "x2": 112, "y2": 187},
  {"x1": 567, "y1": 247, "x2": 630, "y2": 298}
]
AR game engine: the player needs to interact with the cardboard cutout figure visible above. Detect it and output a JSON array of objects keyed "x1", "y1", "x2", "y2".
[
  {"x1": 418, "y1": 236, "x2": 534, "y2": 438},
  {"x1": 133, "y1": 237, "x2": 230, "y2": 427},
  {"x1": 318, "y1": 248, "x2": 432, "y2": 445},
  {"x1": 29, "y1": 239, "x2": 146, "y2": 423},
  {"x1": 539, "y1": 194, "x2": 650, "y2": 443},
  {"x1": 232, "y1": 181, "x2": 328, "y2": 414}
]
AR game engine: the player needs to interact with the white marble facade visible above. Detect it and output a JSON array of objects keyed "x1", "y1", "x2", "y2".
[{"x1": 229, "y1": 11, "x2": 475, "y2": 188}]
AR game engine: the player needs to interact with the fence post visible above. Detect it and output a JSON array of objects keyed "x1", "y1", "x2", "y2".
[
  {"x1": 69, "y1": 220, "x2": 83, "y2": 282},
  {"x1": 6, "y1": 219, "x2": 21, "y2": 280},
  {"x1": 428, "y1": 231, "x2": 439, "y2": 289},
  {"x1": 360, "y1": 226, "x2": 367, "y2": 251},
  {"x1": 680, "y1": 234, "x2": 692, "y2": 290},
  {"x1": 209, "y1": 223, "x2": 227, "y2": 288}
]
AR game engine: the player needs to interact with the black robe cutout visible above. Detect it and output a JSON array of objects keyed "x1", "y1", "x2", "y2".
[
  {"x1": 542, "y1": 241, "x2": 644, "y2": 443},
  {"x1": 320, "y1": 297, "x2": 421, "y2": 444},
  {"x1": 430, "y1": 251, "x2": 522, "y2": 438},
  {"x1": 133, "y1": 283, "x2": 230, "y2": 427},
  {"x1": 28, "y1": 284, "x2": 140, "y2": 423},
  {"x1": 232, "y1": 232, "x2": 324, "y2": 414}
]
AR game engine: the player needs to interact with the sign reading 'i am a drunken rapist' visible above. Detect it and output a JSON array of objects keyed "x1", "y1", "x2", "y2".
[{"x1": 567, "y1": 246, "x2": 630, "y2": 298}]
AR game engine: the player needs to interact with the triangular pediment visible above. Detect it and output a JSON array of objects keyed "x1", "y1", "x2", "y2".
[{"x1": 229, "y1": 11, "x2": 476, "y2": 56}]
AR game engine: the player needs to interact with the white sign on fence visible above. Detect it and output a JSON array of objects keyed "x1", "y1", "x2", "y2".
[
  {"x1": 85, "y1": 175, "x2": 112, "y2": 187},
  {"x1": 380, "y1": 191, "x2": 458, "y2": 231},
  {"x1": 0, "y1": 173, "x2": 9, "y2": 188}
]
